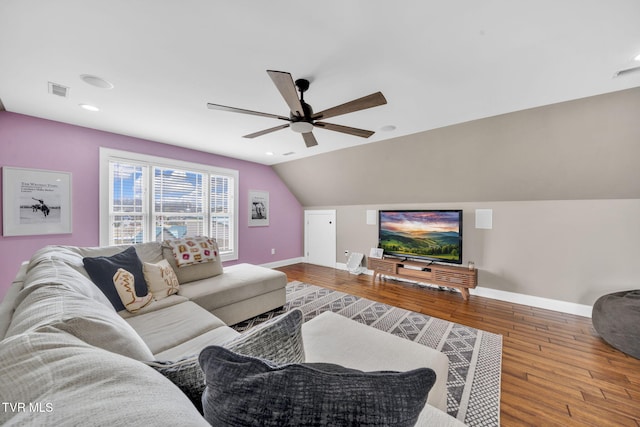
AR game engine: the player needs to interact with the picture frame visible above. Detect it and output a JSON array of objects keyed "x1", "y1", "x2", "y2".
[
  {"x1": 369, "y1": 247, "x2": 384, "y2": 259},
  {"x1": 248, "y1": 190, "x2": 269, "y2": 227},
  {"x1": 2, "y1": 167, "x2": 72, "y2": 236}
]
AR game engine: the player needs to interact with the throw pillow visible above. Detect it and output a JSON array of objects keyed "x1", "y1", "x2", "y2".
[
  {"x1": 113, "y1": 268, "x2": 153, "y2": 312},
  {"x1": 83, "y1": 246, "x2": 149, "y2": 311},
  {"x1": 199, "y1": 346, "x2": 436, "y2": 427},
  {"x1": 224, "y1": 309, "x2": 305, "y2": 364},
  {"x1": 165, "y1": 236, "x2": 217, "y2": 268},
  {"x1": 146, "y1": 309, "x2": 306, "y2": 415},
  {"x1": 143, "y1": 259, "x2": 180, "y2": 300},
  {"x1": 145, "y1": 356, "x2": 204, "y2": 413}
]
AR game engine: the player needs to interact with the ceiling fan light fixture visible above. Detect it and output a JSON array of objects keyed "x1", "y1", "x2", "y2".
[{"x1": 290, "y1": 121, "x2": 314, "y2": 133}]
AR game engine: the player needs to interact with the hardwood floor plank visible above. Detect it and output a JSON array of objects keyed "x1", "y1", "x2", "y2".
[{"x1": 276, "y1": 263, "x2": 640, "y2": 426}]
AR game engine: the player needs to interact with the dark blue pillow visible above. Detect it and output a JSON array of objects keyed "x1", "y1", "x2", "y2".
[
  {"x1": 83, "y1": 246, "x2": 149, "y2": 311},
  {"x1": 199, "y1": 346, "x2": 435, "y2": 427}
]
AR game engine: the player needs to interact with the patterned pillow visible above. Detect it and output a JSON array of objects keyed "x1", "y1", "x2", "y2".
[
  {"x1": 112, "y1": 268, "x2": 153, "y2": 313},
  {"x1": 146, "y1": 309, "x2": 305, "y2": 414},
  {"x1": 145, "y1": 356, "x2": 204, "y2": 413},
  {"x1": 83, "y1": 246, "x2": 149, "y2": 311},
  {"x1": 224, "y1": 309, "x2": 305, "y2": 364},
  {"x1": 143, "y1": 259, "x2": 180, "y2": 300},
  {"x1": 199, "y1": 346, "x2": 436, "y2": 427},
  {"x1": 165, "y1": 236, "x2": 217, "y2": 268}
]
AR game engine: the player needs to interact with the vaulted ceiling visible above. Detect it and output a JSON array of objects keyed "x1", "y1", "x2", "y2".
[{"x1": 1, "y1": 1, "x2": 639, "y2": 165}]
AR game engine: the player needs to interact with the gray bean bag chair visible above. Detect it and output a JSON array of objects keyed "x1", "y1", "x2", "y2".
[{"x1": 592, "y1": 290, "x2": 640, "y2": 359}]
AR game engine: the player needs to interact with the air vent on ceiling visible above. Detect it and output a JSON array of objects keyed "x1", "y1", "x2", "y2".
[
  {"x1": 48, "y1": 82, "x2": 69, "y2": 97},
  {"x1": 614, "y1": 66, "x2": 640, "y2": 78}
]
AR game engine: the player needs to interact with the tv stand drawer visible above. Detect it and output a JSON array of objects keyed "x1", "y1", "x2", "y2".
[{"x1": 398, "y1": 267, "x2": 433, "y2": 281}]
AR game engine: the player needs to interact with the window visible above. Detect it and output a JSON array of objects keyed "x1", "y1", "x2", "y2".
[{"x1": 100, "y1": 148, "x2": 238, "y2": 261}]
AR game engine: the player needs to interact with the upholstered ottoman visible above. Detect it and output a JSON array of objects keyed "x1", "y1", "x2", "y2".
[
  {"x1": 592, "y1": 290, "x2": 640, "y2": 359},
  {"x1": 301, "y1": 311, "x2": 459, "y2": 425}
]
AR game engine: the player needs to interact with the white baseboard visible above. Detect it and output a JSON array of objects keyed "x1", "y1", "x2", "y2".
[
  {"x1": 260, "y1": 257, "x2": 305, "y2": 269},
  {"x1": 469, "y1": 286, "x2": 592, "y2": 318},
  {"x1": 335, "y1": 264, "x2": 592, "y2": 318}
]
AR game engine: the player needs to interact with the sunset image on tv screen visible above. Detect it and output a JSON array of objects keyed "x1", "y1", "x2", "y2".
[{"x1": 379, "y1": 210, "x2": 461, "y2": 262}]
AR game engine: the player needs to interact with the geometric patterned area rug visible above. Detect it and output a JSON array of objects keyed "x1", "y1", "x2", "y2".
[{"x1": 232, "y1": 281, "x2": 502, "y2": 426}]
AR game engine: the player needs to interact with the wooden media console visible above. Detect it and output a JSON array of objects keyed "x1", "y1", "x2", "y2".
[{"x1": 367, "y1": 257, "x2": 478, "y2": 301}]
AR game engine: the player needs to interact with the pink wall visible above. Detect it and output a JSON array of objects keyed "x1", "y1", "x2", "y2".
[{"x1": 0, "y1": 112, "x2": 303, "y2": 299}]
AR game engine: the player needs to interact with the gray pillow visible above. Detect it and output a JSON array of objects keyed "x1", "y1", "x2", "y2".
[
  {"x1": 146, "y1": 309, "x2": 305, "y2": 413},
  {"x1": 224, "y1": 309, "x2": 305, "y2": 364},
  {"x1": 145, "y1": 356, "x2": 204, "y2": 413},
  {"x1": 199, "y1": 346, "x2": 436, "y2": 427}
]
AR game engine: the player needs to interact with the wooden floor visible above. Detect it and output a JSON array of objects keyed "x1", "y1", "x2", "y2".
[{"x1": 276, "y1": 263, "x2": 640, "y2": 427}]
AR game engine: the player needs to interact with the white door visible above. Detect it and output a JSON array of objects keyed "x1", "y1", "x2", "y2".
[{"x1": 304, "y1": 210, "x2": 336, "y2": 268}]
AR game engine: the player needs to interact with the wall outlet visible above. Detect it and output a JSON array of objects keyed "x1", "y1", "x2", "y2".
[
  {"x1": 271, "y1": 248, "x2": 276, "y2": 255},
  {"x1": 344, "y1": 250, "x2": 349, "y2": 258}
]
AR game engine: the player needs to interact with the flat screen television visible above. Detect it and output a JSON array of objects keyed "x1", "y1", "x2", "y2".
[{"x1": 378, "y1": 210, "x2": 463, "y2": 264}]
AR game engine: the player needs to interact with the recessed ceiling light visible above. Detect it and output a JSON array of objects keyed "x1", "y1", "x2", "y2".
[
  {"x1": 265, "y1": 151, "x2": 274, "y2": 156},
  {"x1": 80, "y1": 74, "x2": 114, "y2": 89},
  {"x1": 635, "y1": 53, "x2": 640, "y2": 61},
  {"x1": 380, "y1": 125, "x2": 396, "y2": 132},
  {"x1": 79, "y1": 103, "x2": 100, "y2": 112}
]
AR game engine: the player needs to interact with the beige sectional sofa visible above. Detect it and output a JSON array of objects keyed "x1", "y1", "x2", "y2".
[{"x1": 0, "y1": 242, "x2": 464, "y2": 426}]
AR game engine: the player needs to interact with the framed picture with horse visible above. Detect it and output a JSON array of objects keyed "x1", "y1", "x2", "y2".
[{"x1": 2, "y1": 167, "x2": 72, "y2": 236}]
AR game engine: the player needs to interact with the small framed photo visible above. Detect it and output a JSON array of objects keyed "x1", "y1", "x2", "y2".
[
  {"x1": 369, "y1": 248, "x2": 384, "y2": 259},
  {"x1": 2, "y1": 167, "x2": 72, "y2": 236},
  {"x1": 248, "y1": 190, "x2": 269, "y2": 227}
]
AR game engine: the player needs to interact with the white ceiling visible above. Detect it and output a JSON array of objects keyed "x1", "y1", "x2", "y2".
[{"x1": 1, "y1": 1, "x2": 639, "y2": 166}]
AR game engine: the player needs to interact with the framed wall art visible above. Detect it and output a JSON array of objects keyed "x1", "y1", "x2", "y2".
[
  {"x1": 248, "y1": 190, "x2": 269, "y2": 227},
  {"x1": 2, "y1": 167, "x2": 72, "y2": 236}
]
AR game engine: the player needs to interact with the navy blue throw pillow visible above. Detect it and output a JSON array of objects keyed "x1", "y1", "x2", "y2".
[{"x1": 83, "y1": 246, "x2": 149, "y2": 311}]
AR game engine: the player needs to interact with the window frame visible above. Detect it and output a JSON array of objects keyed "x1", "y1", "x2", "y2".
[{"x1": 99, "y1": 147, "x2": 239, "y2": 261}]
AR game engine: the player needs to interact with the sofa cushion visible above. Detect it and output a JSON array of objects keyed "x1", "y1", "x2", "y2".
[
  {"x1": 162, "y1": 242, "x2": 223, "y2": 284},
  {"x1": 6, "y1": 285, "x2": 154, "y2": 361},
  {"x1": 199, "y1": 346, "x2": 436, "y2": 427},
  {"x1": 178, "y1": 263, "x2": 286, "y2": 312},
  {"x1": 224, "y1": 309, "x2": 305, "y2": 364},
  {"x1": 0, "y1": 327, "x2": 209, "y2": 427},
  {"x1": 143, "y1": 259, "x2": 180, "y2": 299},
  {"x1": 83, "y1": 246, "x2": 149, "y2": 311},
  {"x1": 125, "y1": 301, "x2": 227, "y2": 355}
]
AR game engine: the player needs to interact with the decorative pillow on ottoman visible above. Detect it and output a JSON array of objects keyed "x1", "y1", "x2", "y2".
[
  {"x1": 146, "y1": 309, "x2": 306, "y2": 414},
  {"x1": 224, "y1": 309, "x2": 305, "y2": 364},
  {"x1": 145, "y1": 356, "x2": 204, "y2": 413},
  {"x1": 83, "y1": 246, "x2": 150, "y2": 312},
  {"x1": 199, "y1": 346, "x2": 436, "y2": 427}
]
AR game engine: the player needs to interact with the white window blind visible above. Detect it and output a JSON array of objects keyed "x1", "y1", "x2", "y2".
[{"x1": 101, "y1": 148, "x2": 238, "y2": 261}]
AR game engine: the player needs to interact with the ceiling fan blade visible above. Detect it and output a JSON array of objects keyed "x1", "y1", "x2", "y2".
[
  {"x1": 244, "y1": 124, "x2": 290, "y2": 139},
  {"x1": 207, "y1": 103, "x2": 290, "y2": 121},
  {"x1": 312, "y1": 92, "x2": 387, "y2": 121},
  {"x1": 266, "y1": 70, "x2": 305, "y2": 117},
  {"x1": 302, "y1": 132, "x2": 318, "y2": 148},
  {"x1": 314, "y1": 121, "x2": 375, "y2": 138}
]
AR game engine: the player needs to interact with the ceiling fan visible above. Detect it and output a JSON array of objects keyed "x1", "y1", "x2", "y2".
[{"x1": 207, "y1": 70, "x2": 387, "y2": 148}]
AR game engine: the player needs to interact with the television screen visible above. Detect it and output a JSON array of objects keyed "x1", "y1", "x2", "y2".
[{"x1": 378, "y1": 210, "x2": 463, "y2": 264}]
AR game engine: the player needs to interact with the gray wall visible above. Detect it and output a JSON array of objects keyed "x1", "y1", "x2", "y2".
[{"x1": 273, "y1": 87, "x2": 640, "y2": 306}]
